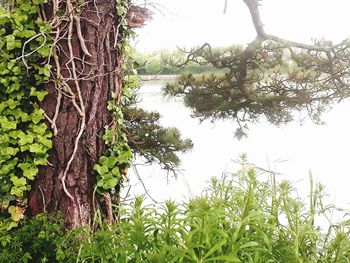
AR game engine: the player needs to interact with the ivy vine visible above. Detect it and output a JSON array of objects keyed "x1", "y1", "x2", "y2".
[
  {"x1": 93, "y1": 0, "x2": 134, "y2": 194},
  {"x1": 93, "y1": 87, "x2": 134, "y2": 193},
  {"x1": 0, "y1": 0, "x2": 138, "y2": 227},
  {"x1": 0, "y1": 0, "x2": 52, "y2": 227}
]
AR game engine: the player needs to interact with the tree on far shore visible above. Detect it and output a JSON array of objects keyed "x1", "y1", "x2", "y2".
[{"x1": 166, "y1": 0, "x2": 350, "y2": 138}]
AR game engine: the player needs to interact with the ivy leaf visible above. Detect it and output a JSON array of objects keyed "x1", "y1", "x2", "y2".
[
  {"x1": 10, "y1": 184, "x2": 26, "y2": 197},
  {"x1": 1, "y1": 118, "x2": 17, "y2": 131},
  {"x1": 117, "y1": 150, "x2": 132, "y2": 164},
  {"x1": 7, "y1": 98, "x2": 20, "y2": 109},
  {"x1": 20, "y1": 145, "x2": 30, "y2": 152},
  {"x1": 0, "y1": 132, "x2": 10, "y2": 144},
  {"x1": 97, "y1": 174, "x2": 118, "y2": 190},
  {"x1": 24, "y1": 167, "x2": 39, "y2": 180},
  {"x1": 5, "y1": 35, "x2": 16, "y2": 50},
  {"x1": 100, "y1": 156, "x2": 118, "y2": 169},
  {"x1": 111, "y1": 167, "x2": 120, "y2": 177},
  {"x1": 9, "y1": 130, "x2": 23, "y2": 139},
  {"x1": 18, "y1": 133, "x2": 34, "y2": 145},
  {"x1": 30, "y1": 87, "x2": 48, "y2": 102},
  {"x1": 28, "y1": 143, "x2": 46, "y2": 154},
  {"x1": 8, "y1": 206, "x2": 25, "y2": 222},
  {"x1": 117, "y1": 5, "x2": 125, "y2": 16},
  {"x1": 6, "y1": 83, "x2": 21, "y2": 93},
  {"x1": 35, "y1": 135, "x2": 52, "y2": 148},
  {"x1": 10, "y1": 175, "x2": 26, "y2": 187},
  {"x1": 37, "y1": 45, "x2": 51, "y2": 57},
  {"x1": 7, "y1": 108, "x2": 29, "y2": 121},
  {"x1": 0, "y1": 161, "x2": 17, "y2": 176},
  {"x1": 18, "y1": 163, "x2": 39, "y2": 180},
  {"x1": 30, "y1": 123, "x2": 47, "y2": 135},
  {"x1": 0, "y1": 102, "x2": 7, "y2": 113},
  {"x1": 93, "y1": 164, "x2": 109, "y2": 175},
  {"x1": 0, "y1": 147, "x2": 19, "y2": 156},
  {"x1": 36, "y1": 64, "x2": 51, "y2": 78},
  {"x1": 0, "y1": 8, "x2": 11, "y2": 20},
  {"x1": 34, "y1": 156, "x2": 48, "y2": 165},
  {"x1": 31, "y1": 108, "x2": 44, "y2": 124},
  {"x1": 36, "y1": 90, "x2": 48, "y2": 102}
]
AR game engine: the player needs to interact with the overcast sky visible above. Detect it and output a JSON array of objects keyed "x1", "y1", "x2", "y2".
[{"x1": 135, "y1": 0, "x2": 350, "y2": 51}]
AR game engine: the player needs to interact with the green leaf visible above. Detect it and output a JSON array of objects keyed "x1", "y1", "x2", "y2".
[
  {"x1": 206, "y1": 255, "x2": 240, "y2": 262},
  {"x1": 30, "y1": 87, "x2": 48, "y2": 102},
  {"x1": 18, "y1": 133, "x2": 34, "y2": 145},
  {"x1": 37, "y1": 45, "x2": 51, "y2": 57},
  {"x1": 5, "y1": 35, "x2": 16, "y2": 50},
  {"x1": 100, "y1": 156, "x2": 118, "y2": 169},
  {"x1": 31, "y1": 108, "x2": 44, "y2": 124},
  {"x1": 93, "y1": 164, "x2": 109, "y2": 175},
  {"x1": 9, "y1": 130, "x2": 23, "y2": 139},
  {"x1": 36, "y1": 135, "x2": 52, "y2": 148},
  {"x1": 111, "y1": 167, "x2": 120, "y2": 177},
  {"x1": 36, "y1": 90, "x2": 48, "y2": 101},
  {"x1": 8, "y1": 206, "x2": 24, "y2": 222},
  {"x1": 7, "y1": 98, "x2": 20, "y2": 109},
  {"x1": 37, "y1": 64, "x2": 51, "y2": 78},
  {"x1": 18, "y1": 163, "x2": 39, "y2": 180},
  {"x1": 239, "y1": 241, "x2": 259, "y2": 249},
  {"x1": 97, "y1": 174, "x2": 118, "y2": 190},
  {"x1": 24, "y1": 166, "x2": 39, "y2": 180},
  {"x1": 30, "y1": 123, "x2": 47, "y2": 135},
  {"x1": 20, "y1": 145, "x2": 30, "y2": 152},
  {"x1": 117, "y1": 5, "x2": 125, "y2": 16},
  {"x1": 6, "y1": 221, "x2": 18, "y2": 231},
  {"x1": 28, "y1": 143, "x2": 46, "y2": 154},
  {"x1": 0, "y1": 102, "x2": 7, "y2": 113},
  {"x1": 203, "y1": 239, "x2": 227, "y2": 260},
  {"x1": 0, "y1": 147, "x2": 19, "y2": 156},
  {"x1": 34, "y1": 156, "x2": 48, "y2": 165},
  {"x1": 0, "y1": 8, "x2": 11, "y2": 20},
  {"x1": 1, "y1": 118, "x2": 17, "y2": 131},
  {"x1": 0, "y1": 160, "x2": 17, "y2": 175},
  {"x1": 117, "y1": 150, "x2": 132, "y2": 164},
  {"x1": 10, "y1": 175, "x2": 26, "y2": 187}
]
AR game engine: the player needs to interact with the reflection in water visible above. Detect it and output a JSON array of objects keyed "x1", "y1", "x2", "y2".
[{"x1": 122, "y1": 83, "x2": 350, "y2": 212}]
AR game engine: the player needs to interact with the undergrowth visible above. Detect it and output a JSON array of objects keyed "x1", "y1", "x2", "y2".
[{"x1": 1, "y1": 157, "x2": 349, "y2": 262}]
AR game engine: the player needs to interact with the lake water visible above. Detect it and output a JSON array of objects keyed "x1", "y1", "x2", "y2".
[{"x1": 122, "y1": 83, "x2": 350, "y2": 213}]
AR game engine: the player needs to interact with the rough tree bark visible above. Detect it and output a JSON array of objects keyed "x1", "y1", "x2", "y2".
[{"x1": 28, "y1": 0, "x2": 124, "y2": 227}]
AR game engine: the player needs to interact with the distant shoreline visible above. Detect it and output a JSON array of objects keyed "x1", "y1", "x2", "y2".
[{"x1": 138, "y1": 74, "x2": 179, "y2": 81}]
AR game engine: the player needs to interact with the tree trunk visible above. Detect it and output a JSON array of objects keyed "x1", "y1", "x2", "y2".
[{"x1": 28, "y1": 0, "x2": 122, "y2": 227}]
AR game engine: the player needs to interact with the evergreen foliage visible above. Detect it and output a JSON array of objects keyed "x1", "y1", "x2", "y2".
[
  {"x1": 124, "y1": 106, "x2": 193, "y2": 171},
  {"x1": 164, "y1": 0, "x2": 350, "y2": 137}
]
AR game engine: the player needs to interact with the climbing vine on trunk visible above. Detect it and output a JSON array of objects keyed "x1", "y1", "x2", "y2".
[
  {"x1": 0, "y1": 0, "x2": 52, "y2": 229},
  {"x1": 0, "y1": 0, "x2": 140, "y2": 228}
]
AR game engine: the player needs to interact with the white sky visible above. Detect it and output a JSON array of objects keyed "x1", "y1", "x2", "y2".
[{"x1": 135, "y1": 0, "x2": 350, "y2": 51}]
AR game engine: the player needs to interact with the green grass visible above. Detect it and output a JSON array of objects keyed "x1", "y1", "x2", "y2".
[{"x1": 1, "y1": 156, "x2": 349, "y2": 262}]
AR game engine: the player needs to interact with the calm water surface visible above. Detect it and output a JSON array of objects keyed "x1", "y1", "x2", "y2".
[{"x1": 122, "y1": 83, "x2": 350, "y2": 213}]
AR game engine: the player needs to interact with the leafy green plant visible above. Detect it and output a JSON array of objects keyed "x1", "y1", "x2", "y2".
[
  {"x1": 62, "y1": 157, "x2": 350, "y2": 262},
  {"x1": 93, "y1": 1, "x2": 136, "y2": 195},
  {"x1": 2, "y1": 157, "x2": 350, "y2": 262},
  {"x1": 93, "y1": 84, "x2": 134, "y2": 194},
  {"x1": 0, "y1": 213, "x2": 64, "y2": 263},
  {"x1": 0, "y1": 0, "x2": 52, "y2": 226}
]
